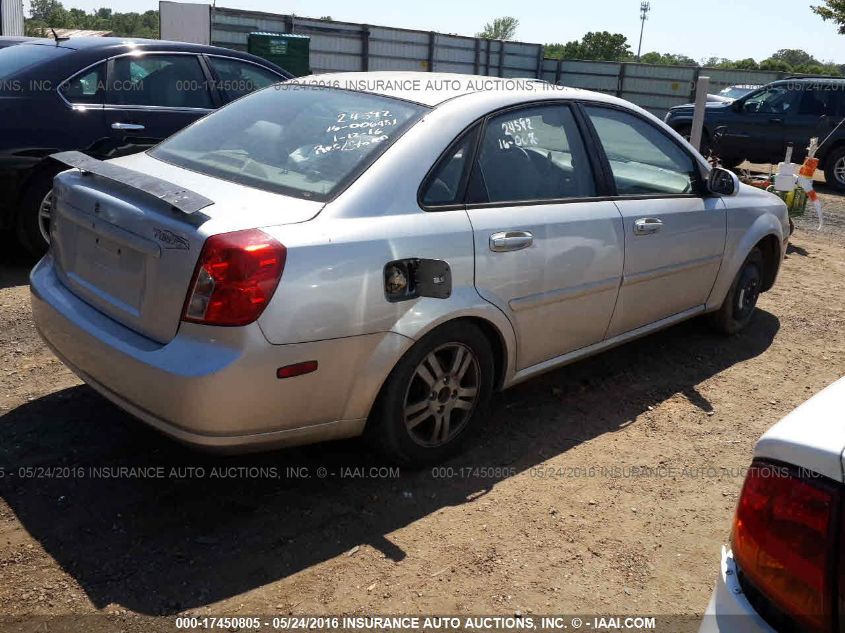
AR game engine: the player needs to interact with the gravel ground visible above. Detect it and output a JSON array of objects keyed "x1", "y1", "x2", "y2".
[{"x1": 1, "y1": 191, "x2": 844, "y2": 632}]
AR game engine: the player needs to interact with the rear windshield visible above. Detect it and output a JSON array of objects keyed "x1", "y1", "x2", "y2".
[
  {"x1": 0, "y1": 43, "x2": 71, "y2": 79},
  {"x1": 150, "y1": 85, "x2": 428, "y2": 201}
]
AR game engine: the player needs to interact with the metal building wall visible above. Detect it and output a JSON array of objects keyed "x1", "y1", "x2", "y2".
[
  {"x1": 541, "y1": 58, "x2": 796, "y2": 119},
  {"x1": 208, "y1": 7, "x2": 544, "y2": 77},
  {"x1": 161, "y1": 3, "x2": 828, "y2": 118},
  {"x1": 1, "y1": 0, "x2": 25, "y2": 37}
]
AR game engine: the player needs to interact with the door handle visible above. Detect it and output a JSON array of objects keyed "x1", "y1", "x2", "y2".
[
  {"x1": 489, "y1": 231, "x2": 534, "y2": 252},
  {"x1": 634, "y1": 218, "x2": 663, "y2": 236},
  {"x1": 769, "y1": 117, "x2": 784, "y2": 125},
  {"x1": 111, "y1": 122, "x2": 145, "y2": 131}
]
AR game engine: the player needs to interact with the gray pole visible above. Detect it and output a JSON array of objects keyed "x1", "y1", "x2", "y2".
[
  {"x1": 636, "y1": 1, "x2": 650, "y2": 62},
  {"x1": 690, "y1": 75, "x2": 710, "y2": 153}
]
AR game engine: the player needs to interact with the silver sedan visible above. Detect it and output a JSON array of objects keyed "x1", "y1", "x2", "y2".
[{"x1": 30, "y1": 72, "x2": 790, "y2": 465}]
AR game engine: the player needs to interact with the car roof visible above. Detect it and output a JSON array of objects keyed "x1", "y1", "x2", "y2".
[
  {"x1": 775, "y1": 76, "x2": 845, "y2": 85},
  {"x1": 755, "y1": 377, "x2": 845, "y2": 482},
  {"x1": 11, "y1": 37, "x2": 292, "y2": 78},
  {"x1": 295, "y1": 71, "x2": 614, "y2": 107},
  {"x1": 20, "y1": 36, "x2": 223, "y2": 53}
]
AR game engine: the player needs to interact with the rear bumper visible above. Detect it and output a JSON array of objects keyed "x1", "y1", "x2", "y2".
[
  {"x1": 30, "y1": 255, "x2": 412, "y2": 451},
  {"x1": 698, "y1": 547, "x2": 774, "y2": 633}
]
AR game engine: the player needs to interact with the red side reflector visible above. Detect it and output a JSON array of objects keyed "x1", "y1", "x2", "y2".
[{"x1": 277, "y1": 361, "x2": 318, "y2": 379}]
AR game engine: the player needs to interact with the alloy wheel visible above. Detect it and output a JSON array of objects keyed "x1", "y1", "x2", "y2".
[
  {"x1": 402, "y1": 342, "x2": 480, "y2": 448},
  {"x1": 835, "y1": 157, "x2": 845, "y2": 186},
  {"x1": 38, "y1": 189, "x2": 53, "y2": 245}
]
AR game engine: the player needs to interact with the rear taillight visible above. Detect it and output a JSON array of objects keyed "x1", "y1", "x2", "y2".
[
  {"x1": 182, "y1": 229, "x2": 286, "y2": 327},
  {"x1": 732, "y1": 460, "x2": 839, "y2": 633}
]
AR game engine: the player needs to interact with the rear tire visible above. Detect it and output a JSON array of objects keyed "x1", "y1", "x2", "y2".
[
  {"x1": 367, "y1": 321, "x2": 495, "y2": 467},
  {"x1": 711, "y1": 248, "x2": 764, "y2": 335},
  {"x1": 16, "y1": 168, "x2": 60, "y2": 258},
  {"x1": 823, "y1": 146, "x2": 845, "y2": 192}
]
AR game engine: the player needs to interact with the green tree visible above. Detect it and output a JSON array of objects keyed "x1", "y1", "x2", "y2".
[
  {"x1": 813, "y1": 0, "x2": 845, "y2": 34},
  {"x1": 477, "y1": 16, "x2": 519, "y2": 40},
  {"x1": 639, "y1": 52, "x2": 697, "y2": 66},
  {"x1": 25, "y1": 3, "x2": 161, "y2": 38},
  {"x1": 759, "y1": 58, "x2": 791, "y2": 72},
  {"x1": 768, "y1": 48, "x2": 821, "y2": 68},
  {"x1": 546, "y1": 31, "x2": 630, "y2": 62},
  {"x1": 733, "y1": 58, "x2": 759, "y2": 70}
]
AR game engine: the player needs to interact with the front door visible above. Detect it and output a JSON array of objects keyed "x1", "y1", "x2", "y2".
[
  {"x1": 720, "y1": 84, "x2": 798, "y2": 163},
  {"x1": 102, "y1": 53, "x2": 216, "y2": 159},
  {"x1": 582, "y1": 105, "x2": 726, "y2": 337},
  {"x1": 462, "y1": 103, "x2": 625, "y2": 370}
]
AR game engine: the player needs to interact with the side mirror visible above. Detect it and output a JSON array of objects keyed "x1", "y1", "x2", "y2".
[{"x1": 708, "y1": 167, "x2": 740, "y2": 196}]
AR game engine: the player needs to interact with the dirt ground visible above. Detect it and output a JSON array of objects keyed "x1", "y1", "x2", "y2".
[{"x1": 1, "y1": 188, "x2": 844, "y2": 631}]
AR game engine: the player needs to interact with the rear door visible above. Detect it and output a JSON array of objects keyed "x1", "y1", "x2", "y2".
[
  {"x1": 56, "y1": 61, "x2": 107, "y2": 152},
  {"x1": 448, "y1": 103, "x2": 624, "y2": 371},
  {"x1": 783, "y1": 83, "x2": 842, "y2": 161},
  {"x1": 582, "y1": 105, "x2": 726, "y2": 337},
  {"x1": 102, "y1": 52, "x2": 218, "y2": 158}
]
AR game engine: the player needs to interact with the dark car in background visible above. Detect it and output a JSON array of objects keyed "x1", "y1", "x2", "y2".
[
  {"x1": 0, "y1": 37, "x2": 292, "y2": 255},
  {"x1": 665, "y1": 77, "x2": 845, "y2": 190}
]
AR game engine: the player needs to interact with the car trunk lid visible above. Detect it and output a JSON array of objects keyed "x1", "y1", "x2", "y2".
[{"x1": 50, "y1": 153, "x2": 323, "y2": 344}]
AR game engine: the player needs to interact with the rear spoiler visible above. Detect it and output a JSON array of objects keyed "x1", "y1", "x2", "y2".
[{"x1": 50, "y1": 151, "x2": 214, "y2": 215}]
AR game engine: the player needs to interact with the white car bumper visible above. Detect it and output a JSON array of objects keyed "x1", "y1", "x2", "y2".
[{"x1": 698, "y1": 547, "x2": 774, "y2": 633}]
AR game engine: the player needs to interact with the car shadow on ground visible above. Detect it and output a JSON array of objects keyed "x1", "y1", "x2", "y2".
[
  {"x1": 0, "y1": 232, "x2": 37, "y2": 290},
  {"x1": 0, "y1": 311, "x2": 780, "y2": 615}
]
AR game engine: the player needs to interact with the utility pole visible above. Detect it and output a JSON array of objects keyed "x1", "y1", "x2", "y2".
[{"x1": 636, "y1": 1, "x2": 650, "y2": 62}]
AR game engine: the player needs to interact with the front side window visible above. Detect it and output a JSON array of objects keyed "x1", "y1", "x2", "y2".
[
  {"x1": 469, "y1": 104, "x2": 596, "y2": 204},
  {"x1": 741, "y1": 85, "x2": 797, "y2": 115},
  {"x1": 59, "y1": 63, "x2": 106, "y2": 105},
  {"x1": 109, "y1": 54, "x2": 213, "y2": 109},
  {"x1": 207, "y1": 56, "x2": 281, "y2": 101},
  {"x1": 585, "y1": 106, "x2": 699, "y2": 196},
  {"x1": 151, "y1": 85, "x2": 427, "y2": 200}
]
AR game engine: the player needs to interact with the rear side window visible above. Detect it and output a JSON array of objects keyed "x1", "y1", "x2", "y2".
[
  {"x1": 206, "y1": 56, "x2": 281, "y2": 101},
  {"x1": 585, "y1": 106, "x2": 699, "y2": 196},
  {"x1": 469, "y1": 104, "x2": 596, "y2": 204},
  {"x1": 796, "y1": 86, "x2": 839, "y2": 116},
  {"x1": 151, "y1": 85, "x2": 427, "y2": 201},
  {"x1": 421, "y1": 126, "x2": 479, "y2": 207},
  {"x1": 0, "y1": 44, "x2": 71, "y2": 79},
  {"x1": 109, "y1": 54, "x2": 213, "y2": 109},
  {"x1": 59, "y1": 63, "x2": 106, "y2": 105}
]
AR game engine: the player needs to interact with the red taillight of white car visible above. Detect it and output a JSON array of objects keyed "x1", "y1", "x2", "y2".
[
  {"x1": 182, "y1": 229, "x2": 286, "y2": 327},
  {"x1": 732, "y1": 460, "x2": 839, "y2": 633}
]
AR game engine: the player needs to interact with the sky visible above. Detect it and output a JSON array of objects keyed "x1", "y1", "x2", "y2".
[{"x1": 26, "y1": 0, "x2": 845, "y2": 63}]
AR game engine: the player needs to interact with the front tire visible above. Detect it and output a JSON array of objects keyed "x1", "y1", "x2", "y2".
[
  {"x1": 711, "y1": 248, "x2": 764, "y2": 335},
  {"x1": 368, "y1": 321, "x2": 495, "y2": 467},
  {"x1": 823, "y1": 146, "x2": 845, "y2": 192}
]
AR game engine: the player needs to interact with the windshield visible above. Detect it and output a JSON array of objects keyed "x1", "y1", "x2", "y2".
[
  {"x1": 151, "y1": 85, "x2": 428, "y2": 201},
  {"x1": 719, "y1": 86, "x2": 755, "y2": 99},
  {"x1": 0, "y1": 43, "x2": 71, "y2": 79}
]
